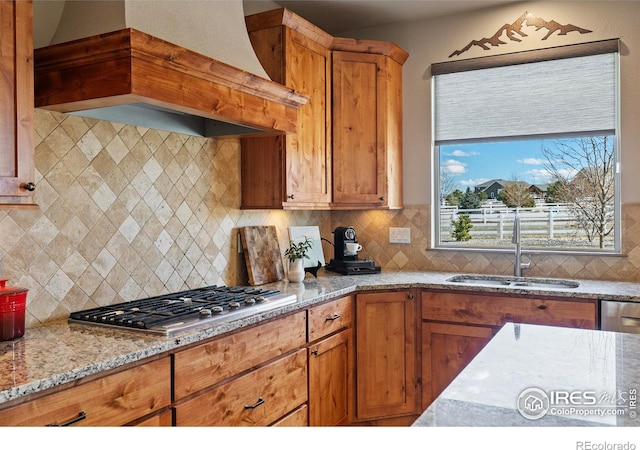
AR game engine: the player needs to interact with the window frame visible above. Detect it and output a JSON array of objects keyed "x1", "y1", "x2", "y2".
[{"x1": 431, "y1": 40, "x2": 622, "y2": 255}]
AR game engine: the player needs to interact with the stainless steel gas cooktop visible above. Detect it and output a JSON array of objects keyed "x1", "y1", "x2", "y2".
[{"x1": 69, "y1": 285, "x2": 297, "y2": 336}]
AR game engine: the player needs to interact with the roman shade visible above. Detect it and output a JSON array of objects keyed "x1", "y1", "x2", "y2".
[{"x1": 432, "y1": 39, "x2": 619, "y2": 143}]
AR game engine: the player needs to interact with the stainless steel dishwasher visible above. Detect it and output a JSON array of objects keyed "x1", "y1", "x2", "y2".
[{"x1": 600, "y1": 300, "x2": 640, "y2": 333}]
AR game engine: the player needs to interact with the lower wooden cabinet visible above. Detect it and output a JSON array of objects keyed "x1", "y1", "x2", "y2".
[
  {"x1": 0, "y1": 357, "x2": 171, "y2": 426},
  {"x1": 420, "y1": 289, "x2": 598, "y2": 409},
  {"x1": 355, "y1": 290, "x2": 419, "y2": 420},
  {"x1": 308, "y1": 328, "x2": 352, "y2": 426},
  {"x1": 421, "y1": 322, "x2": 495, "y2": 408},
  {"x1": 174, "y1": 349, "x2": 308, "y2": 426},
  {"x1": 271, "y1": 404, "x2": 308, "y2": 426}
]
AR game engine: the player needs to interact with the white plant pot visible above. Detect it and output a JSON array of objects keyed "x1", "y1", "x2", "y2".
[{"x1": 288, "y1": 258, "x2": 305, "y2": 283}]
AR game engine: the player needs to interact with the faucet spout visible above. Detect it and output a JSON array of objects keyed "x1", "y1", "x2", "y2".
[{"x1": 512, "y1": 215, "x2": 531, "y2": 277}]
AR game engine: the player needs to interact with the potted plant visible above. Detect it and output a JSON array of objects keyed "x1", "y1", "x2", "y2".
[{"x1": 284, "y1": 236, "x2": 313, "y2": 282}]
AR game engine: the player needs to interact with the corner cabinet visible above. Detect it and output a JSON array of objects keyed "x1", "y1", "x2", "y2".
[
  {"x1": 355, "y1": 290, "x2": 420, "y2": 422},
  {"x1": 241, "y1": 9, "x2": 408, "y2": 211},
  {"x1": 0, "y1": 0, "x2": 36, "y2": 207},
  {"x1": 242, "y1": 9, "x2": 332, "y2": 209},
  {"x1": 331, "y1": 39, "x2": 407, "y2": 209}
]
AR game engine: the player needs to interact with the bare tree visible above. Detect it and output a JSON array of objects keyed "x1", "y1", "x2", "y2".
[
  {"x1": 440, "y1": 173, "x2": 457, "y2": 205},
  {"x1": 541, "y1": 136, "x2": 615, "y2": 248},
  {"x1": 499, "y1": 176, "x2": 535, "y2": 208}
]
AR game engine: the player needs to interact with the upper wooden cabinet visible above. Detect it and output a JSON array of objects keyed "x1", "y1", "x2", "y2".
[
  {"x1": 241, "y1": 9, "x2": 407, "y2": 210},
  {"x1": 242, "y1": 9, "x2": 333, "y2": 209},
  {"x1": 0, "y1": 0, "x2": 36, "y2": 207},
  {"x1": 331, "y1": 38, "x2": 407, "y2": 209}
]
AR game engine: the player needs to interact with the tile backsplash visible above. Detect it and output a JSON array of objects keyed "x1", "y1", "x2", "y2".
[
  {"x1": 1, "y1": 110, "x2": 640, "y2": 326},
  {"x1": 0, "y1": 110, "x2": 331, "y2": 326}
]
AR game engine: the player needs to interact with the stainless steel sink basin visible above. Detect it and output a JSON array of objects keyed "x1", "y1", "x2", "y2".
[{"x1": 446, "y1": 275, "x2": 580, "y2": 289}]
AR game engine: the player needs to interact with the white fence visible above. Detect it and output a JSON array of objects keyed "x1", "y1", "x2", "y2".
[{"x1": 440, "y1": 203, "x2": 580, "y2": 241}]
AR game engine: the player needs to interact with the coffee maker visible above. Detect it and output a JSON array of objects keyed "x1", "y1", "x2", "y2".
[{"x1": 326, "y1": 226, "x2": 381, "y2": 275}]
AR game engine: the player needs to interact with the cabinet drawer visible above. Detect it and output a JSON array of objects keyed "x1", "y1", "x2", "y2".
[
  {"x1": 421, "y1": 290, "x2": 597, "y2": 329},
  {"x1": 0, "y1": 357, "x2": 171, "y2": 426},
  {"x1": 308, "y1": 295, "x2": 353, "y2": 342},
  {"x1": 174, "y1": 349, "x2": 308, "y2": 426},
  {"x1": 271, "y1": 404, "x2": 308, "y2": 427},
  {"x1": 174, "y1": 311, "x2": 307, "y2": 400}
]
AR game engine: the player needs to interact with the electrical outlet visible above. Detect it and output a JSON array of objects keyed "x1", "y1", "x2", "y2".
[{"x1": 389, "y1": 227, "x2": 411, "y2": 244}]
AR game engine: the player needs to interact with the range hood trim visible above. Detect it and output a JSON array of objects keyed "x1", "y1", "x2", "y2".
[{"x1": 34, "y1": 28, "x2": 308, "y2": 137}]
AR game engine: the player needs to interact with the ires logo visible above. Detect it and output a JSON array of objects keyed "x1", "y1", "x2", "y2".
[{"x1": 517, "y1": 388, "x2": 636, "y2": 421}]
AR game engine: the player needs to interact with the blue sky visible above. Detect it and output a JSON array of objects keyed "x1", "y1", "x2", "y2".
[{"x1": 440, "y1": 139, "x2": 554, "y2": 192}]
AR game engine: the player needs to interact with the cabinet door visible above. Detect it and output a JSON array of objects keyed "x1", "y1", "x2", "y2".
[
  {"x1": 242, "y1": 24, "x2": 331, "y2": 209},
  {"x1": 283, "y1": 29, "x2": 331, "y2": 206},
  {"x1": 355, "y1": 290, "x2": 419, "y2": 419},
  {"x1": 308, "y1": 328, "x2": 352, "y2": 426},
  {"x1": 421, "y1": 322, "x2": 495, "y2": 409},
  {"x1": 332, "y1": 51, "x2": 387, "y2": 206},
  {"x1": 0, "y1": 0, "x2": 35, "y2": 205}
]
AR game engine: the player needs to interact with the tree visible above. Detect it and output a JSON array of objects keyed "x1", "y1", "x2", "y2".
[
  {"x1": 451, "y1": 213, "x2": 473, "y2": 241},
  {"x1": 498, "y1": 179, "x2": 535, "y2": 208},
  {"x1": 445, "y1": 189, "x2": 464, "y2": 206},
  {"x1": 440, "y1": 173, "x2": 457, "y2": 204},
  {"x1": 541, "y1": 136, "x2": 615, "y2": 248},
  {"x1": 459, "y1": 187, "x2": 481, "y2": 211},
  {"x1": 545, "y1": 180, "x2": 566, "y2": 203}
]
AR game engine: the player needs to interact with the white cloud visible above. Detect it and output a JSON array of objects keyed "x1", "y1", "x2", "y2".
[
  {"x1": 447, "y1": 149, "x2": 479, "y2": 157},
  {"x1": 518, "y1": 157, "x2": 546, "y2": 165},
  {"x1": 441, "y1": 159, "x2": 467, "y2": 175}
]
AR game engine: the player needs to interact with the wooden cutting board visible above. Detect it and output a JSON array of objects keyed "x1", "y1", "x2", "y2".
[{"x1": 239, "y1": 226, "x2": 285, "y2": 285}]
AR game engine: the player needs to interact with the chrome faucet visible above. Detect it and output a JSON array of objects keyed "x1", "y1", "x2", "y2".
[{"x1": 512, "y1": 215, "x2": 531, "y2": 277}]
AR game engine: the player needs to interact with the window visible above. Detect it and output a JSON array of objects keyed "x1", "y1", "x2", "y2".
[{"x1": 432, "y1": 40, "x2": 620, "y2": 253}]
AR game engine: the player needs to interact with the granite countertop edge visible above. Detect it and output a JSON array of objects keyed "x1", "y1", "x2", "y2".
[{"x1": 2, "y1": 269, "x2": 640, "y2": 406}]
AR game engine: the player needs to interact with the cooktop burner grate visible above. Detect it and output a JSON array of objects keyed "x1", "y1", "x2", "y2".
[{"x1": 69, "y1": 285, "x2": 296, "y2": 335}]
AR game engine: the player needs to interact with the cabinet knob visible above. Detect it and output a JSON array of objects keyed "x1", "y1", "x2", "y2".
[
  {"x1": 407, "y1": 294, "x2": 414, "y2": 300},
  {"x1": 538, "y1": 304, "x2": 547, "y2": 310},
  {"x1": 379, "y1": 196, "x2": 385, "y2": 201},
  {"x1": 311, "y1": 349, "x2": 319, "y2": 356},
  {"x1": 23, "y1": 182, "x2": 36, "y2": 192},
  {"x1": 288, "y1": 194, "x2": 295, "y2": 200}
]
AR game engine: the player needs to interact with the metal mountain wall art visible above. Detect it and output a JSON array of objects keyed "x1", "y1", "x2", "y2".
[{"x1": 449, "y1": 11, "x2": 592, "y2": 58}]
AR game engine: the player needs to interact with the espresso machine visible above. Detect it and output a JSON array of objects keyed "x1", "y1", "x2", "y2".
[{"x1": 325, "y1": 226, "x2": 381, "y2": 275}]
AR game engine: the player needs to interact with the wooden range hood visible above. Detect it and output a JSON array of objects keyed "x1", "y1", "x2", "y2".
[{"x1": 34, "y1": 28, "x2": 308, "y2": 137}]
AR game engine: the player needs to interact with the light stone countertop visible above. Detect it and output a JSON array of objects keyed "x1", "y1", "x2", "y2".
[
  {"x1": 412, "y1": 322, "x2": 640, "y2": 426},
  {"x1": 2, "y1": 269, "x2": 640, "y2": 407}
]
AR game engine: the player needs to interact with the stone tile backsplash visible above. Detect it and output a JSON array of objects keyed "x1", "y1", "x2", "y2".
[{"x1": 1, "y1": 110, "x2": 639, "y2": 326}]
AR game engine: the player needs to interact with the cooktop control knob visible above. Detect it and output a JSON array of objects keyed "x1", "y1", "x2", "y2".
[
  {"x1": 229, "y1": 301, "x2": 240, "y2": 309},
  {"x1": 245, "y1": 297, "x2": 256, "y2": 305},
  {"x1": 212, "y1": 306, "x2": 224, "y2": 314},
  {"x1": 255, "y1": 296, "x2": 266, "y2": 303}
]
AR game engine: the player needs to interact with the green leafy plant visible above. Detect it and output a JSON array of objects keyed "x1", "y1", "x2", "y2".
[
  {"x1": 452, "y1": 213, "x2": 473, "y2": 241},
  {"x1": 284, "y1": 236, "x2": 313, "y2": 263}
]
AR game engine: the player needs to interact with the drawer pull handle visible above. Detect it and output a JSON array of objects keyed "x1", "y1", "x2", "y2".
[
  {"x1": 244, "y1": 397, "x2": 265, "y2": 410},
  {"x1": 46, "y1": 411, "x2": 87, "y2": 427},
  {"x1": 311, "y1": 349, "x2": 319, "y2": 356},
  {"x1": 538, "y1": 305, "x2": 548, "y2": 310},
  {"x1": 326, "y1": 313, "x2": 341, "y2": 321}
]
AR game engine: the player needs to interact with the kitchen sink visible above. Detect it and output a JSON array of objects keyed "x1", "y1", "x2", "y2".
[{"x1": 446, "y1": 275, "x2": 580, "y2": 289}]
